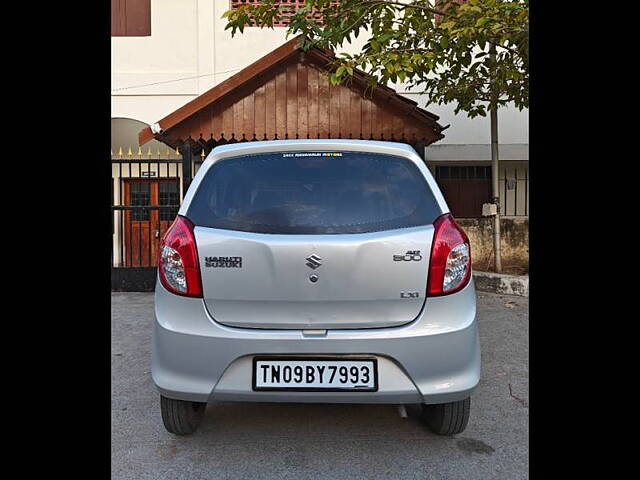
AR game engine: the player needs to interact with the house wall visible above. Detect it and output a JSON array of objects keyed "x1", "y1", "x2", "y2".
[
  {"x1": 111, "y1": 0, "x2": 290, "y2": 123},
  {"x1": 112, "y1": 1, "x2": 528, "y2": 151}
]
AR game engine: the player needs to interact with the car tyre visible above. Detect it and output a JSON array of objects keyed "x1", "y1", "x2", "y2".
[
  {"x1": 160, "y1": 395, "x2": 206, "y2": 435},
  {"x1": 421, "y1": 397, "x2": 470, "y2": 435}
]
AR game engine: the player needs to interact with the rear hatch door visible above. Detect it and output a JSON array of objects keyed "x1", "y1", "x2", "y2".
[{"x1": 187, "y1": 150, "x2": 443, "y2": 329}]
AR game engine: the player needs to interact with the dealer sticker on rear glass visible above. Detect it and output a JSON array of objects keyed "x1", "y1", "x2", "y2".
[{"x1": 282, "y1": 152, "x2": 343, "y2": 157}]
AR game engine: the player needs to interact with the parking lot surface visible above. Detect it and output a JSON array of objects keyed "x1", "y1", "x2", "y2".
[{"x1": 112, "y1": 291, "x2": 528, "y2": 480}]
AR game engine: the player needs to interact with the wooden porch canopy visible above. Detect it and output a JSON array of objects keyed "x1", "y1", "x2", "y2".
[{"x1": 139, "y1": 36, "x2": 447, "y2": 154}]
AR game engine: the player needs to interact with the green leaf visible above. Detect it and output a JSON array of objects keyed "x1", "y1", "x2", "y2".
[{"x1": 220, "y1": 0, "x2": 528, "y2": 116}]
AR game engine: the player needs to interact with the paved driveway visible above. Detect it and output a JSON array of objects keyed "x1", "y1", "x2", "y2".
[{"x1": 111, "y1": 291, "x2": 528, "y2": 480}]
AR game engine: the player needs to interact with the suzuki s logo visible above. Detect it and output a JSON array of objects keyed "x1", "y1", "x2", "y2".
[{"x1": 305, "y1": 254, "x2": 322, "y2": 270}]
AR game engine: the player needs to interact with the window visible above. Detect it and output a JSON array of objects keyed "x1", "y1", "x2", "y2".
[
  {"x1": 436, "y1": 166, "x2": 490, "y2": 181},
  {"x1": 187, "y1": 151, "x2": 441, "y2": 234},
  {"x1": 130, "y1": 181, "x2": 150, "y2": 221},
  {"x1": 112, "y1": 0, "x2": 151, "y2": 36},
  {"x1": 159, "y1": 181, "x2": 180, "y2": 221},
  {"x1": 230, "y1": 1, "x2": 340, "y2": 27}
]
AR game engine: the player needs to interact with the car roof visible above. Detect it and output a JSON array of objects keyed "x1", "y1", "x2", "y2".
[{"x1": 208, "y1": 139, "x2": 419, "y2": 157}]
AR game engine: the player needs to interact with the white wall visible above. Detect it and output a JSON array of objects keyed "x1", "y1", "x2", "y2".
[
  {"x1": 111, "y1": 0, "x2": 289, "y2": 125},
  {"x1": 418, "y1": 101, "x2": 529, "y2": 145},
  {"x1": 112, "y1": 0, "x2": 204, "y2": 124}
]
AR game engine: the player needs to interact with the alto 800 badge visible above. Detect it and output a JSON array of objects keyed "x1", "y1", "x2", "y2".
[{"x1": 393, "y1": 250, "x2": 422, "y2": 262}]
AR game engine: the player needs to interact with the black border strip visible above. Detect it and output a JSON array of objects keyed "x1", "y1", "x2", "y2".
[{"x1": 252, "y1": 356, "x2": 379, "y2": 392}]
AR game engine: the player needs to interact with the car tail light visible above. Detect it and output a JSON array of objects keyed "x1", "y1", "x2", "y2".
[
  {"x1": 158, "y1": 216, "x2": 203, "y2": 297},
  {"x1": 427, "y1": 213, "x2": 471, "y2": 296}
]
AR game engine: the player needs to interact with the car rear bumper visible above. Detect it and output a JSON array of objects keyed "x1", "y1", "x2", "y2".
[{"x1": 152, "y1": 278, "x2": 480, "y2": 405}]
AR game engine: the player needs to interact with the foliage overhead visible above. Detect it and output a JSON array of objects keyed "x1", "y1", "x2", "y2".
[{"x1": 223, "y1": 0, "x2": 528, "y2": 118}]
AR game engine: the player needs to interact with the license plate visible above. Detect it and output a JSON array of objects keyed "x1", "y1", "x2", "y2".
[{"x1": 252, "y1": 357, "x2": 378, "y2": 392}]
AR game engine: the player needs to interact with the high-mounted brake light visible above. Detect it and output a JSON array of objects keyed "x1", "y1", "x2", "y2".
[
  {"x1": 427, "y1": 213, "x2": 471, "y2": 296},
  {"x1": 158, "y1": 216, "x2": 203, "y2": 297}
]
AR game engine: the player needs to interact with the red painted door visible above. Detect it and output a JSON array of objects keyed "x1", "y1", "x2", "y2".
[{"x1": 123, "y1": 179, "x2": 180, "y2": 267}]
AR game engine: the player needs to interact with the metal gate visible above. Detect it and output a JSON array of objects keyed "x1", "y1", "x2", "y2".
[
  {"x1": 111, "y1": 145, "x2": 204, "y2": 291},
  {"x1": 435, "y1": 165, "x2": 529, "y2": 218}
]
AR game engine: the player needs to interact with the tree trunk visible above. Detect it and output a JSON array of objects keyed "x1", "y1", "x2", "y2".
[{"x1": 490, "y1": 45, "x2": 502, "y2": 273}]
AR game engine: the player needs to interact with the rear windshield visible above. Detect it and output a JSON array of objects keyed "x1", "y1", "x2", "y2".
[{"x1": 186, "y1": 151, "x2": 441, "y2": 234}]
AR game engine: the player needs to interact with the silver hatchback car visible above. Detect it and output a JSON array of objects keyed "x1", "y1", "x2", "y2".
[{"x1": 152, "y1": 139, "x2": 480, "y2": 436}]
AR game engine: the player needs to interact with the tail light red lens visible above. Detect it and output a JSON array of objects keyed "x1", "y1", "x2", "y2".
[
  {"x1": 427, "y1": 213, "x2": 472, "y2": 296},
  {"x1": 158, "y1": 216, "x2": 203, "y2": 297}
]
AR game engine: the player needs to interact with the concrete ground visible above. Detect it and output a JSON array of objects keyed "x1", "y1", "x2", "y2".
[{"x1": 112, "y1": 292, "x2": 528, "y2": 480}]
